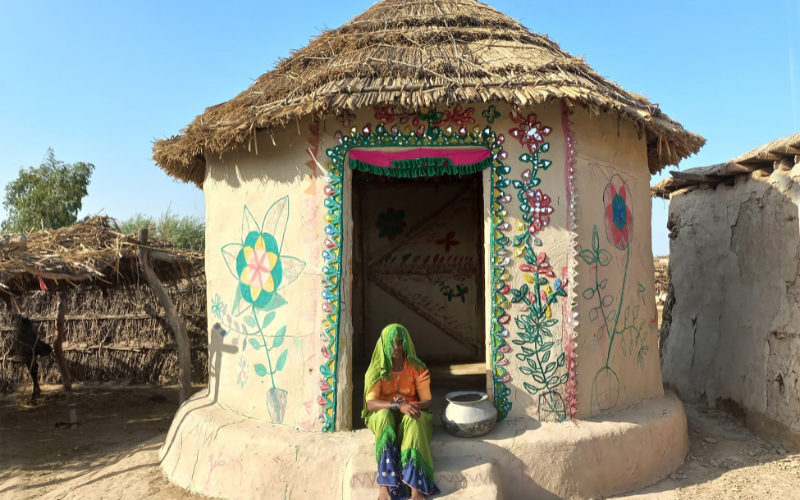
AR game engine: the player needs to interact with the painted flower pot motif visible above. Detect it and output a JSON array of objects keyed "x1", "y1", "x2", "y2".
[
  {"x1": 268, "y1": 387, "x2": 288, "y2": 424},
  {"x1": 538, "y1": 391, "x2": 567, "y2": 423},
  {"x1": 603, "y1": 174, "x2": 633, "y2": 250},
  {"x1": 591, "y1": 367, "x2": 619, "y2": 415},
  {"x1": 441, "y1": 391, "x2": 497, "y2": 438}
]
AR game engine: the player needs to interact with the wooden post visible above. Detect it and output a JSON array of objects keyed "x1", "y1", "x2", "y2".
[
  {"x1": 138, "y1": 229, "x2": 192, "y2": 405},
  {"x1": 53, "y1": 290, "x2": 72, "y2": 391}
]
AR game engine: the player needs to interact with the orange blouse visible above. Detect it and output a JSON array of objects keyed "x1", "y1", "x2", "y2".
[{"x1": 366, "y1": 360, "x2": 432, "y2": 403}]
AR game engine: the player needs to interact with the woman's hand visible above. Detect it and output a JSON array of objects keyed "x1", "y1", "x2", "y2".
[{"x1": 400, "y1": 402, "x2": 421, "y2": 419}]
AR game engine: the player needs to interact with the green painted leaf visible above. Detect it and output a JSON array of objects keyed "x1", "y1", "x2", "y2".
[
  {"x1": 592, "y1": 226, "x2": 600, "y2": 252},
  {"x1": 532, "y1": 373, "x2": 547, "y2": 384},
  {"x1": 602, "y1": 295, "x2": 614, "y2": 307},
  {"x1": 255, "y1": 293, "x2": 288, "y2": 313},
  {"x1": 519, "y1": 366, "x2": 534, "y2": 376},
  {"x1": 598, "y1": 250, "x2": 613, "y2": 267},
  {"x1": 599, "y1": 279, "x2": 608, "y2": 290},
  {"x1": 253, "y1": 364, "x2": 268, "y2": 377},
  {"x1": 275, "y1": 349, "x2": 288, "y2": 372},
  {"x1": 520, "y1": 284, "x2": 529, "y2": 296},
  {"x1": 273, "y1": 326, "x2": 287, "y2": 348},
  {"x1": 578, "y1": 249, "x2": 596, "y2": 265},
  {"x1": 638, "y1": 282, "x2": 646, "y2": 293},
  {"x1": 589, "y1": 308, "x2": 599, "y2": 322},
  {"x1": 244, "y1": 316, "x2": 257, "y2": 328},
  {"x1": 541, "y1": 351, "x2": 551, "y2": 364},
  {"x1": 248, "y1": 338, "x2": 262, "y2": 350},
  {"x1": 545, "y1": 363, "x2": 557, "y2": 374},
  {"x1": 557, "y1": 353, "x2": 566, "y2": 367},
  {"x1": 262, "y1": 312, "x2": 276, "y2": 328},
  {"x1": 523, "y1": 382, "x2": 542, "y2": 395},
  {"x1": 582, "y1": 288, "x2": 595, "y2": 300}
]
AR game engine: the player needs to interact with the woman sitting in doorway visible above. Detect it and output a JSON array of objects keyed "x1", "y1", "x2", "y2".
[{"x1": 363, "y1": 324, "x2": 439, "y2": 500}]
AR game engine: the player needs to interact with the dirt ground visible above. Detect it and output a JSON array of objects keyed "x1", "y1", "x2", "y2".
[{"x1": 1, "y1": 385, "x2": 799, "y2": 500}]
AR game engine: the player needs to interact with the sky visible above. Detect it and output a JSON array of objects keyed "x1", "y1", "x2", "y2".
[{"x1": 0, "y1": 0, "x2": 798, "y2": 256}]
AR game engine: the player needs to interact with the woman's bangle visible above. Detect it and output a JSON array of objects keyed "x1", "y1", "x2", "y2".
[{"x1": 389, "y1": 401, "x2": 400, "y2": 411}]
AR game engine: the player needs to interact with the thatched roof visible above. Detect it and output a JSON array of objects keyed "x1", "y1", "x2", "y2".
[
  {"x1": 0, "y1": 216, "x2": 203, "y2": 296},
  {"x1": 153, "y1": 0, "x2": 705, "y2": 187},
  {"x1": 651, "y1": 131, "x2": 800, "y2": 198}
]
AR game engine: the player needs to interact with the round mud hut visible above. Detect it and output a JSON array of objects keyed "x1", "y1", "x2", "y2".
[{"x1": 153, "y1": 1, "x2": 705, "y2": 498}]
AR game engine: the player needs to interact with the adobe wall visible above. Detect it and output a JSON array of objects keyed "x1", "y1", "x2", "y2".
[
  {"x1": 662, "y1": 168, "x2": 800, "y2": 450},
  {"x1": 200, "y1": 101, "x2": 666, "y2": 432},
  {"x1": 570, "y1": 107, "x2": 663, "y2": 418}
]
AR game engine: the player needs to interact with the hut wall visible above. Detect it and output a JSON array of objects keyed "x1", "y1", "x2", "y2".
[
  {"x1": 0, "y1": 278, "x2": 207, "y2": 392},
  {"x1": 204, "y1": 116, "x2": 329, "y2": 431},
  {"x1": 203, "y1": 101, "x2": 666, "y2": 432},
  {"x1": 570, "y1": 107, "x2": 664, "y2": 418},
  {"x1": 661, "y1": 170, "x2": 800, "y2": 450}
]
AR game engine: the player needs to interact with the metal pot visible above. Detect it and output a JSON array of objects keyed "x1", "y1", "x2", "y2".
[{"x1": 441, "y1": 391, "x2": 497, "y2": 438}]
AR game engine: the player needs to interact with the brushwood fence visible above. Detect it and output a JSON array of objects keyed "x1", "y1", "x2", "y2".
[{"x1": 0, "y1": 276, "x2": 207, "y2": 393}]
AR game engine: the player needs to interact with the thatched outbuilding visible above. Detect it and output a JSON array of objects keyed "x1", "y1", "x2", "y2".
[
  {"x1": 153, "y1": 1, "x2": 703, "y2": 498},
  {"x1": 0, "y1": 216, "x2": 204, "y2": 400},
  {"x1": 654, "y1": 131, "x2": 800, "y2": 451}
]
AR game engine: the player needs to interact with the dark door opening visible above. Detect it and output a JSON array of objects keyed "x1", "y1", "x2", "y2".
[{"x1": 351, "y1": 170, "x2": 487, "y2": 428}]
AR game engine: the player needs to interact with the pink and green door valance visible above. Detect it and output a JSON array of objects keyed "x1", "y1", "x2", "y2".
[{"x1": 349, "y1": 148, "x2": 492, "y2": 178}]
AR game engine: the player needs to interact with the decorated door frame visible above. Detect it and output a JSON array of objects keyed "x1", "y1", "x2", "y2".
[{"x1": 318, "y1": 119, "x2": 513, "y2": 432}]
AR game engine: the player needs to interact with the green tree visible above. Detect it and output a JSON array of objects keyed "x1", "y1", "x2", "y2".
[
  {"x1": 119, "y1": 210, "x2": 205, "y2": 251},
  {"x1": 1, "y1": 149, "x2": 94, "y2": 232}
]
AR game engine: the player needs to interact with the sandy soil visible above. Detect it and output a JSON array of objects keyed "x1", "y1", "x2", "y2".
[{"x1": 1, "y1": 385, "x2": 798, "y2": 500}]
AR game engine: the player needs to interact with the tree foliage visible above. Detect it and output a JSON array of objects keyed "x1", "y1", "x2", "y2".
[
  {"x1": 118, "y1": 210, "x2": 205, "y2": 251},
  {"x1": 1, "y1": 149, "x2": 94, "y2": 233}
]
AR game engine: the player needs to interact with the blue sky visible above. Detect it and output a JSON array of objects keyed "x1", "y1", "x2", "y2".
[{"x1": 0, "y1": 0, "x2": 798, "y2": 255}]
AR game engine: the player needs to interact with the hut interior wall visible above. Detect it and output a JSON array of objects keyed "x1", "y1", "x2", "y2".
[
  {"x1": 661, "y1": 169, "x2": 800, "y2": 450},
  {"x1": 351, "y1": 173, "x2": 485, "y2": 365},
  {"x1": 0, "y1": 277, "x2": 207, "y2": 392}
]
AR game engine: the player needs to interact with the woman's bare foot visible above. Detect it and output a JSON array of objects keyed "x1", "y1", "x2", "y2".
[
  {"x1": 410, "y1": 487, "x2": 426, "y2": 500},
  {"x1": 378, "y1": 485, "x2": 392, "y2": 500}
]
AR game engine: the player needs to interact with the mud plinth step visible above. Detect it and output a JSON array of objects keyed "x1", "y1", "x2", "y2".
[{"x1": 345, "y1": 450, "x2": 502, "y2": 500}]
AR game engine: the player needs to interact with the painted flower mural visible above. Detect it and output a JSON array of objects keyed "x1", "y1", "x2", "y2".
[
  {"x1": 509, "y1": 112, "x2": 553, "y2": 154},
  {"x1": 376, "y1": 207, "x2": 407, "y2": 241},
  {"x1": 222, "y1": 198, "x2": 305, "y2": 314},
  {"x1": 482, "y1": 105, "x2": 501, "y2": 124},
  {"x1": 216, "y1": 197, "x2": 307, "y2": 424},
  {"x1": 526, "y1": 189, "x2": 554, "y2": 234},
  {"x1": 581, "y1": 174, "x2": 649, "y2": 416},
  {"x1": 603, "y1": 174, "x2": 633, "y2": 250},
  {"x1": 435, "y1": 231, "x2": 460, "y2": 252},
  {"x1": 212, "y1": 294, "x2": 224, "y2": 319}
]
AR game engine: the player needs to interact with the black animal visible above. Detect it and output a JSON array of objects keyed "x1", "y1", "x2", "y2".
[{"x1": 11, "y1": 315, "x2": 52, "y2": 397}]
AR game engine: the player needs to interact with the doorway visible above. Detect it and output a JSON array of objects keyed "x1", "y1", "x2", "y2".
[{"x1": 350, "y1": 170, "x2": 487, "y2": 427}]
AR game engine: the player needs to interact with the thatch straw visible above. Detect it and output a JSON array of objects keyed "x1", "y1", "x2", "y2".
[
  {"x1": 0, "y1": 216, "x2": 203, "y2": 296},
  {"x1": 153, "y1": 0, "x2": 705, "y2": 187}
]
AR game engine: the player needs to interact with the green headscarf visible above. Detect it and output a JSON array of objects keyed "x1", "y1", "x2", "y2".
[{"x1": 362, "y1": 324, "x2": 427, "y2": 421}]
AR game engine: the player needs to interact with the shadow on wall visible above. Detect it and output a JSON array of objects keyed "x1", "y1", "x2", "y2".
[
  {"x1": 159, "y1": 324, "x2": 237, "y2": 465},
  {"x1": 206, "y1": 123, "x2": 320, "y2": 189}
]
